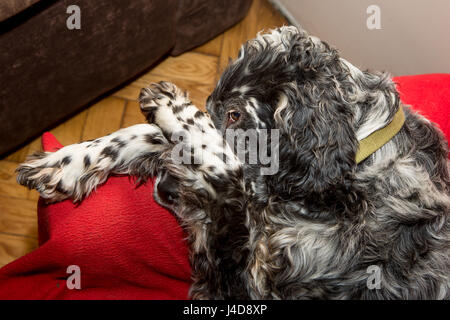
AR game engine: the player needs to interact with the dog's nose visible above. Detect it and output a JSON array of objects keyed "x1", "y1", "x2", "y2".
[{"x1": 157, "y1": 171, "x2": 179, "y2": 205}]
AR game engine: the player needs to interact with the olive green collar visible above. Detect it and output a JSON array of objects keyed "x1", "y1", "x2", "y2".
[{"x1": 356, "y1": 107, "x2": 405, "y2": 164}]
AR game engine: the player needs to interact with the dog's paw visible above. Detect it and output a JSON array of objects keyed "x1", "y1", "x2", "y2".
[
  {"x1": 139, "y1": 82, "x2": 214, "y2": 137},
  {"x1": 140, "y1": 82, "x2": 241, "y2": 170},
  {"x1": 139, "y1": 81, "x2": 186, "y2": 106},
  {"x1": 139, "y1": 81, "x2": 187, "y2": 123},
  {"x1": 16, "y1": 149, "x2": 81, "y2": 202}
]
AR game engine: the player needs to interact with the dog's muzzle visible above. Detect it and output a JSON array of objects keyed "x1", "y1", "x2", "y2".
[{"x1": 156, "y1": 171, "x2": 180, "y2": 206}]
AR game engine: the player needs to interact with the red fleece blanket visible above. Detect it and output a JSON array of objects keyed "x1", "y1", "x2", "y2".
[
  {"x1": 0, "y1": 135, "x2": 192, "y2": 300},
  {"x1": 0, "y1": 74, "x2": 448, "y2": 299}
]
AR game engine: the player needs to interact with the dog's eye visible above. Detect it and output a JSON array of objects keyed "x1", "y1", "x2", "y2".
[{"x1": 228, "y1": 110, "x2": 241, "y2": 122}]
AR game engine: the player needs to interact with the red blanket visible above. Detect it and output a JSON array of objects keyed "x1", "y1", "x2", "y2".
[
  {"x1": 0, "y1": 134, "x2": 192, "y2": 299},
  {"x1": 0, "y1": 74, "x2": 448, "y2": 299}
]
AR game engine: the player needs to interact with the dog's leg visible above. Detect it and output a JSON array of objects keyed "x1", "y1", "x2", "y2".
[
  {"x1": 140, "y1": 82, "x2": 250, "y2": 299},
  {"x1": 139, "y1": 82, "x2": 242, "y2": 203},
  {"x1": 16, "y1": 124, "x2": 169, "y2": 202}
]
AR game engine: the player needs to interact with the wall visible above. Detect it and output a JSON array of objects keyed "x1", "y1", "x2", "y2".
[{"x1": 270, "y1": 0, "x2": 450, "y2": 76}]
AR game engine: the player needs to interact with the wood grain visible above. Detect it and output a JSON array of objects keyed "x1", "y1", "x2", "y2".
[
  {"x1": 121, "y1": 100, "x2": 146, "y2": 128},
  {"x1": 50, "y1": 110, "x2": 89, "y2": 145},
  {"x1": 193, "y1": 33, "x2": 224, "y2": 56},
  {"x1": 114, "y1": 74, "x2": 214, "y2": 112},
  {"x1": 0, "y1": 160, "x2": 29, "y2": 199},
  {"x1": 150, "y1": 52, "x2": 218, "y2": 85},
  {"x1": 5, "y1": 145, "x2": 30, "y2": 163},
  {"x1": 0, "y1": 233, "x2": 38, "y2": 267},
  {"x1": 81, "y1": 97, "x2": 126, "y2": 141},
  {"x1": 27, "y1": 189, "x2": 40, "y2": 201},
  {"x1": 0, "y1": 196, "x2": 38, "y2": 238}
]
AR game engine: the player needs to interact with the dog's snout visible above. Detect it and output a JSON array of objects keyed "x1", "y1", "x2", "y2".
[{"x1": 157, "y1": 171, "x2": 179, "y2": 205}]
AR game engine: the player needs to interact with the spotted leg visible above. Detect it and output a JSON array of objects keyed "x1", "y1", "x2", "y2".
[
  {"x1": 140, "y1": 82, "x2": 249, "y2": 299},
  {"x1": 16, "y1": 124, "x2": 169, "y2": 202},
  {"x1": 138, "y1": 82, "x2": 243, "y2": 209}
]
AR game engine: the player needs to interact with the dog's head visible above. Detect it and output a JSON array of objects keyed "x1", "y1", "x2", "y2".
[{"x1": 207, "y1": 26, "x2": 399, "y2": 209}]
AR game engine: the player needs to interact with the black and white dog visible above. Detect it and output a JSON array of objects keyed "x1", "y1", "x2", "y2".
[{"x1": 17, "y1": 26, "x2": 450, "y2": 299}]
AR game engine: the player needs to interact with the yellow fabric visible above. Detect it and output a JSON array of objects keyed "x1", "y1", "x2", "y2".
[{"x1": 356, "y1": 107, "x2": 405, "y2": 164}]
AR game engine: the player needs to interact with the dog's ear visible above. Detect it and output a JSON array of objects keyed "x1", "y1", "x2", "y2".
[{"x1": 273, "y1": 32, "x2": 359, "y2": 203}]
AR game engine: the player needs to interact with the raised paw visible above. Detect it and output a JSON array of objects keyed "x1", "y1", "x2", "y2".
[
  {"x1": 139, "y1": 81, "x2": 188, "y2": 122},
  {"x1": 139, "y1": 82, "x2": 214, "y2": 138}
]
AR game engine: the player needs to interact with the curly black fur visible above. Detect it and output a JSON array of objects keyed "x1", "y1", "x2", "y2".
[{"x1": 203, "y1": 27, "x2": 449, "y2": 299}]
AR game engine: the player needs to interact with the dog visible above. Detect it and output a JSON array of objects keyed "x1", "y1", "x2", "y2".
[{"x1": 17, "y1": 26, "x2": 450, "y2": 299}]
